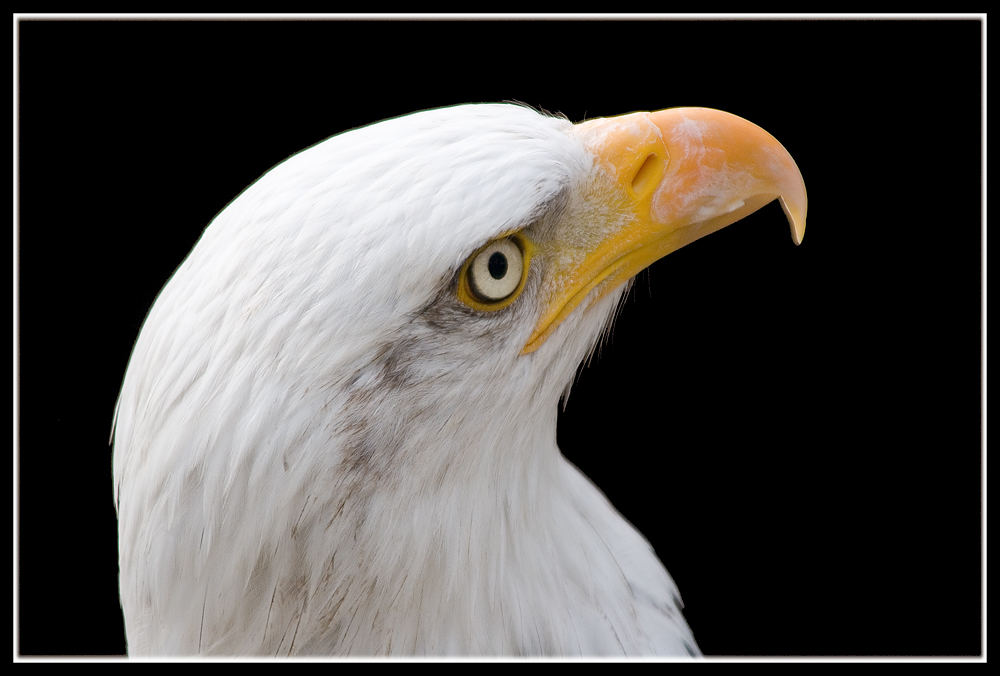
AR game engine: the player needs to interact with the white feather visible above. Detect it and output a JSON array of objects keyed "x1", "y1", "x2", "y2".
[{"x1": 113, "y1": 103, "x2": 699, "y2": 656}]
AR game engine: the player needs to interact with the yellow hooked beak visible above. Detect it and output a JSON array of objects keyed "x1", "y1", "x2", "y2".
[{"x1": 523, "y1": 107, "x2": 807, "y2": 354}]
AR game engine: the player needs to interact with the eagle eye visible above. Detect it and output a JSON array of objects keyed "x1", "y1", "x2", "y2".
[{"x1": 457, "y1": 234, "x2": 532, "y2": 310}]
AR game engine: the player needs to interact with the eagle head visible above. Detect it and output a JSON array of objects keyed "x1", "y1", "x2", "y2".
[{"x1": 112, "y1": 103, "x2": 806, "y2": 656}]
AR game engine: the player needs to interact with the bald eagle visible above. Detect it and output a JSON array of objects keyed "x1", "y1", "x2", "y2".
[{"x1": 112, "y1": 103, "x2": 806, "y2": 656}]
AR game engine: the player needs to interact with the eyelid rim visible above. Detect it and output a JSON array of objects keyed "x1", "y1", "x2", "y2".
[{"x1": 456, "y1": 232, "x2": 535, "y2": 311}]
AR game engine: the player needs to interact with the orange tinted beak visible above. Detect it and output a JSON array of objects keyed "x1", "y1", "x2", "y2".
[{"x1": 523, "y1": 107, "x2": 807, "y2": 354}]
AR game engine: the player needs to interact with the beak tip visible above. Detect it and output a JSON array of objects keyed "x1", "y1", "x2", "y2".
[
  {"x1": 792, "y1": 222, "x2": 806, "y2": 246},
  {"x1": 779, "y1": 195, "x2": 807, "y2": 246}
]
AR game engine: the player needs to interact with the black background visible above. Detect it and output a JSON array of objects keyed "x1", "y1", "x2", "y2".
[{"x1": 17, "y1": 18, "x2": 983, "y2": 658}]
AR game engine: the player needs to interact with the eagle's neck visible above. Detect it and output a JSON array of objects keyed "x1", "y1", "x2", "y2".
[
  {"x1": 133, "y1": 324, "x2": 697, "y2": 656},
  {"x1": 238, "y1": 399, "x2": 697, "y2": 657}
]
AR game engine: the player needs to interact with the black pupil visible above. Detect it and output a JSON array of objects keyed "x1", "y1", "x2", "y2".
[{"x1": 487, "y1": 251, "x2": 508, "y2": 280}]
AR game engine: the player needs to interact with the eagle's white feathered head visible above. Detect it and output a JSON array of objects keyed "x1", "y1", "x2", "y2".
[{"x1": 112, "y1": 103, "x2": 806, "y2": 656}]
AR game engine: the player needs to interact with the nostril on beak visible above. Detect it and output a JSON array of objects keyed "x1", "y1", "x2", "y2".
[{"x1": 630, "y1": 152, "x2": 665, "y2": 198}]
